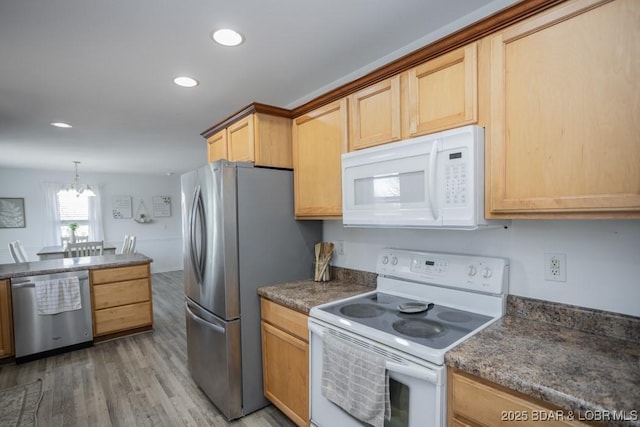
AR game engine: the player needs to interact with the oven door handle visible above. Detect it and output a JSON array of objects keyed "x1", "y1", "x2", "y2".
[{"x1": 385, "y1": 361, "x2": 439, "y2": 384}]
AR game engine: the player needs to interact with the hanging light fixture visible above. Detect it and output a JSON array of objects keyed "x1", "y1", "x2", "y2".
[{"x1": 58, "y1": 161, "x2": 96, "y2": 197}]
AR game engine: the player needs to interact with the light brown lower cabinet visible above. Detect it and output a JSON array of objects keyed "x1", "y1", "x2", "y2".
[
  {"x1": 260, "y1": 298, "x2": 309, "y2": 427},
  {"x1": 448, "y1": 368, "x2": 593, "y2": 427},
  {"x1": 0, "y1": 279, "x2": 13, "y2": 358},
  {"x1": 90, "y1": 263, "x2": 153, "y2": 339}
]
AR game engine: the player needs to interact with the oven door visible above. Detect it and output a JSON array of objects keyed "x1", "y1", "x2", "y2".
[{"x1": 309, "y1": 320, "x2": 445, "y2": 427}]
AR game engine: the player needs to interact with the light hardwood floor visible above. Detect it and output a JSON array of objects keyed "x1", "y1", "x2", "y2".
[{"x1": 0, "y1": 271, "x2": 295, "y2": 427}]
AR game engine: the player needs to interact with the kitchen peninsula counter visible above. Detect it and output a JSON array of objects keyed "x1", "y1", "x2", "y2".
[
  {"x1": 446, "y1": 296, "x2": 640, "y2": 427},
  {"x1": 0, "y1": 253, "x2": 153, "y2": 280},
  {"x1": 257, "y1": 267, "x2": 376, "y2": 314}
]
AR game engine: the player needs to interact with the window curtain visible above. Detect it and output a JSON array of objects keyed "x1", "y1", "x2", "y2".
[
  {"x1": 42, "y1": 182, "x2": 62, "y2": 246},
  {"x1": 88, "y1": 184, "x2": 105, "y2": 241}
]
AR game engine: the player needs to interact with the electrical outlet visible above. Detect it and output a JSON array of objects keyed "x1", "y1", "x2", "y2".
[
  {"x1": 336, "y1": 240, "x2": 345, "y2": 256},
  {"x1": 544, "y1": 253, "x2": 567, "y2": 282}
]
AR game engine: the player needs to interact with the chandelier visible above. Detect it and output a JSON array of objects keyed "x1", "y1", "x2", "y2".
[{"x1": 58, "y1": 161, "x2": 96, "y2": 197}]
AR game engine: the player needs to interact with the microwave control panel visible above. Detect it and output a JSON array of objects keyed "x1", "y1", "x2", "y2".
[{"x1": 444, "y1": 150, "x2": 468, "y2": 206}]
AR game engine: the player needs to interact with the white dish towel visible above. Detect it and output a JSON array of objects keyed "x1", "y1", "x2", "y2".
[
  {"x1": 35, "y1": 276, "x2": 82, "y2": 315},
  {"x1": 321, "y1": 332, "x2": 390, "y2": 427}
]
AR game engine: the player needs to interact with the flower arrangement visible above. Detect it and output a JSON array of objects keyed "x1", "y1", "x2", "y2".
[{"x1": 69, "y1": 222, "x2": 79, "y2": 243}]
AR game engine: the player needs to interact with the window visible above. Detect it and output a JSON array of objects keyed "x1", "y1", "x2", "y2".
[{"x1": 58, "y1": 192, "x2": 90, "y2": 244}]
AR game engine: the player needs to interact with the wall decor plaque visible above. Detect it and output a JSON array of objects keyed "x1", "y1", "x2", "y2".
[
  {"x1": 0, "y1": 197, "x2": 26, "y2": 228},
  {"x1": 112, "y1": 195, "x2": 133, "y2": 219},
  {"x1": 152, "y1": 196, "x2": 171, "y2": 217}
]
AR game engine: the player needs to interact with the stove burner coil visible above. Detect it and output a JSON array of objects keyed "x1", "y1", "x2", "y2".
[
  {"x1": 339, "y1": 303, "x2": 385, "y2": 318},
  {"x1": 392, "y1": 319, "x2": 447, "y2": 338}
]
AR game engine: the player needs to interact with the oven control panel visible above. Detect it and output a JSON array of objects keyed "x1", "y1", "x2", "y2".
[{"x1": 377, "y1": 249, "x2": 509, "y2": 294}]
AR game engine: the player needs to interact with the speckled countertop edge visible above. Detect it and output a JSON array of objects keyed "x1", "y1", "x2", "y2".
[
  {"x1": 257, "y1": 266, "x2": 376, "y2": 314},
  {"x1": 446, "y1": 312, "x2": 640, "y2": 427},
  {"x1": 0, "y1": 253, "x2": 153, "y2": 279},
  {"x1": 508, "y1": 294, "x2": 640, "y2": 343}
]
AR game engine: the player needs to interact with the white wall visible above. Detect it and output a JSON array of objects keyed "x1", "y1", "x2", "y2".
[
  {"x1": 0, "y1": 167, "x2": 183, "y2": 273},
  {"x1": 324, "y1": 220, "x2": 640, "y2": 317}
]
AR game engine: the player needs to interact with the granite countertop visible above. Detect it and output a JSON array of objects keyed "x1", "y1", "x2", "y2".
[
  {"x1": 446, "y1": 297, "x2": 640, "y2": 427},
  {"x1": 0, "y1": 253, "x2": 153, "y2": 279},
  {"x1": 257, "y1": 267, "x2": 376, "y2": 314}
]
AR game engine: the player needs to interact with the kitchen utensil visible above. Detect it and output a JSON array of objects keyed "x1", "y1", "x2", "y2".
[{"x1": 397, "y1": 302, "x2": 434, "y2": 314}]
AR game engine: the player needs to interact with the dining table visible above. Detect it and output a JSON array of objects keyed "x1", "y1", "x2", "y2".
[{"x1": 37, "y1": 245, "x2": 117, "y2": 260}]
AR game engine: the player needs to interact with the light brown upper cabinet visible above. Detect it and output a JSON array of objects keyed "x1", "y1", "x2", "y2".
[
  {"x1": 207, "y1": 129, "x2": 227, "y2": 163},
  {"x1": 226, "y1": 115, "x2": 254, "y2": 162},
  {"x1": 486, "y1": 0, "x2": 640, "y2": 218},
  {"x1": 227, "y1": 113, "x2": 292, "y2": 168},
  {"x1": 403, "y1": 42, "x2": 478, "y2": 138},
  {"x1": 292, "y1": 99, "x2": 348, "y2": 219},
  {"x1": 202, "y1": 104, "x2": 293, "y2": 169},
  {"x1": 348, "y1": 75, "x2": 401, "y2": 150}
]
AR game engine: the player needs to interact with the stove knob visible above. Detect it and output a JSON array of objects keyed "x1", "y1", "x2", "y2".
[
  {"x1": 391, "y1": 257, "x2": 398, "y2": 265},
  {"x1": 382, "y1": 256, "x2": 389, "y2": 265},
  {"x1": 482, "y1": 267, "x2": 493, "y2": 278},
  {"x1": 467, "y1": 265, "x2": 477, "y2": 276}
]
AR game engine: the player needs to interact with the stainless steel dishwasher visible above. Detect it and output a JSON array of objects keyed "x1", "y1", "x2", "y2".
[{"x1": 11, "y1": 270, "x2": 93, "y2": 362}]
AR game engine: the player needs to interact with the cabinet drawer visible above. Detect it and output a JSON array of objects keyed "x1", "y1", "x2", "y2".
[
  {"x1": 91, "y1": 264, "x2": 149, "y2": 285},
  {"x1": 94, "y1": 301, "x2": 152, "y2": 336},
  {"x1": 450, "y1": 370, "x2": 588, "y2": 427},
  {"x1": 260, "y1": 298, "x2": 308, "y2": 342},
  {"x1": 93, "y1": 278, "x2": 150, "y2": 309}
]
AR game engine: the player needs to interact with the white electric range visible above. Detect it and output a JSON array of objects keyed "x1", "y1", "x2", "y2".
[{"x1": 308, "y1": 248, "x2": 509, "y2": 427}]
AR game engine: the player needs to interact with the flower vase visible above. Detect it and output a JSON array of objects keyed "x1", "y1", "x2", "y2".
[{"x1": 70, "y1": 230, "x2": 76, "y2": 244}]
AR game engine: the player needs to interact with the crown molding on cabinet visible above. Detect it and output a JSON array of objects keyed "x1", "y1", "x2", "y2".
[
  {"x1": 201, "y1": 0, "x2": 567, "y2": 137},
  {"x1": 200, "y1": 102, "x2": 292, "y2": 139}
]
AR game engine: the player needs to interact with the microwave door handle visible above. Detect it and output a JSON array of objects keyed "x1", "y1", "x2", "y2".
[
  {"x1": 385, "y1": 361, "x2": 439, "y2": 385},
  {"x1": 428, "y1": 140, "x2": 439, "y2": 220}
]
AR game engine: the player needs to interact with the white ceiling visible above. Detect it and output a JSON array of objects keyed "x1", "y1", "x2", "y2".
[{"x1": 0, "y1": 0, "x2": 517, "y2": 176}]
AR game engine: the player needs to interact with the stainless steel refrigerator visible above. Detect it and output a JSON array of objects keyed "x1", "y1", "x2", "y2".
[{"x1": 181, "y1": 160, "x2": 321, "y2": 420}]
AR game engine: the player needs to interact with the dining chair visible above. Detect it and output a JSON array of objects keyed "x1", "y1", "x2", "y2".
[
  {"x1": 8, "y1": 241, "x2": 28, "y2": 263},
  {"x1": 121, "y1": 234, "x2": 136, "y2": 254},
  {"x1": 65, "y1": 240, "x2": 104, "y2": 257}
]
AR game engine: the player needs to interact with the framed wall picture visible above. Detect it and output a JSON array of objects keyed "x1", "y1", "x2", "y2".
[
  {"x1": 0, "y1": 197, "x2": 26, "y2": 228},
  {"x1": 112, "y1": 195, "x2": 133, "y2": 219},
  {"x1": 152, "y1": 196, "x2": 171, "y2": 217}
]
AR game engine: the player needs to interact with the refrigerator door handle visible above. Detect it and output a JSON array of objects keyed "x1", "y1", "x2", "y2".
[
  {"x1": 185, "y1": 302, "x2": 225, "y2": 335},
  {"x1": 189, "y1": 185, "x2": 206, "y2": 285}
]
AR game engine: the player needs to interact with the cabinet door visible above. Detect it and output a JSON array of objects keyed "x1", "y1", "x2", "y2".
[
  {"x1": 349, "y1": 75, "x2": 401, "y2": 150},
  {"x1": 293, "y1": 99, "x2": 348, "y2": 218},
  {"x1": 254, "y1": 113, "x2": 293, "y2": 168},
  {"x1": 207, "y1": 129, "x2": 228, "y2": 162},
  {"x1": 227, "y1": 115, "x2": 255, "y2": 162},
  {"x1": 261, "y1": 321, "x2": 309, "y2": 426},
  {"x1": 0, "y1": 280, "x2": 13, "y2": 358},
  {"x1": 487, "y1": 0, "x2": 640, "y2": 217},
  {"x1": 449, "y1": 369, "x2": 590, "y2": 427},
  {"x1": 405, "y1": 42, "x2": 478, "y2": 137}
]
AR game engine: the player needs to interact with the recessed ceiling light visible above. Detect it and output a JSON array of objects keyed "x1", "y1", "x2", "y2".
[
  {"x1": 51, "y1": 122, "x2": 72, "y2": 128},
  {"x1": 211, "y1": 28, "x2": 244, "y2": 47},
  {"x1": 173, "y1": 76, "x2": 199, "y2": 88}
]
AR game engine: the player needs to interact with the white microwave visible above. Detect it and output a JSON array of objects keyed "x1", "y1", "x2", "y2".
[{"x1": 342, "y1": 125, "x2": 507, "y2": 229}]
